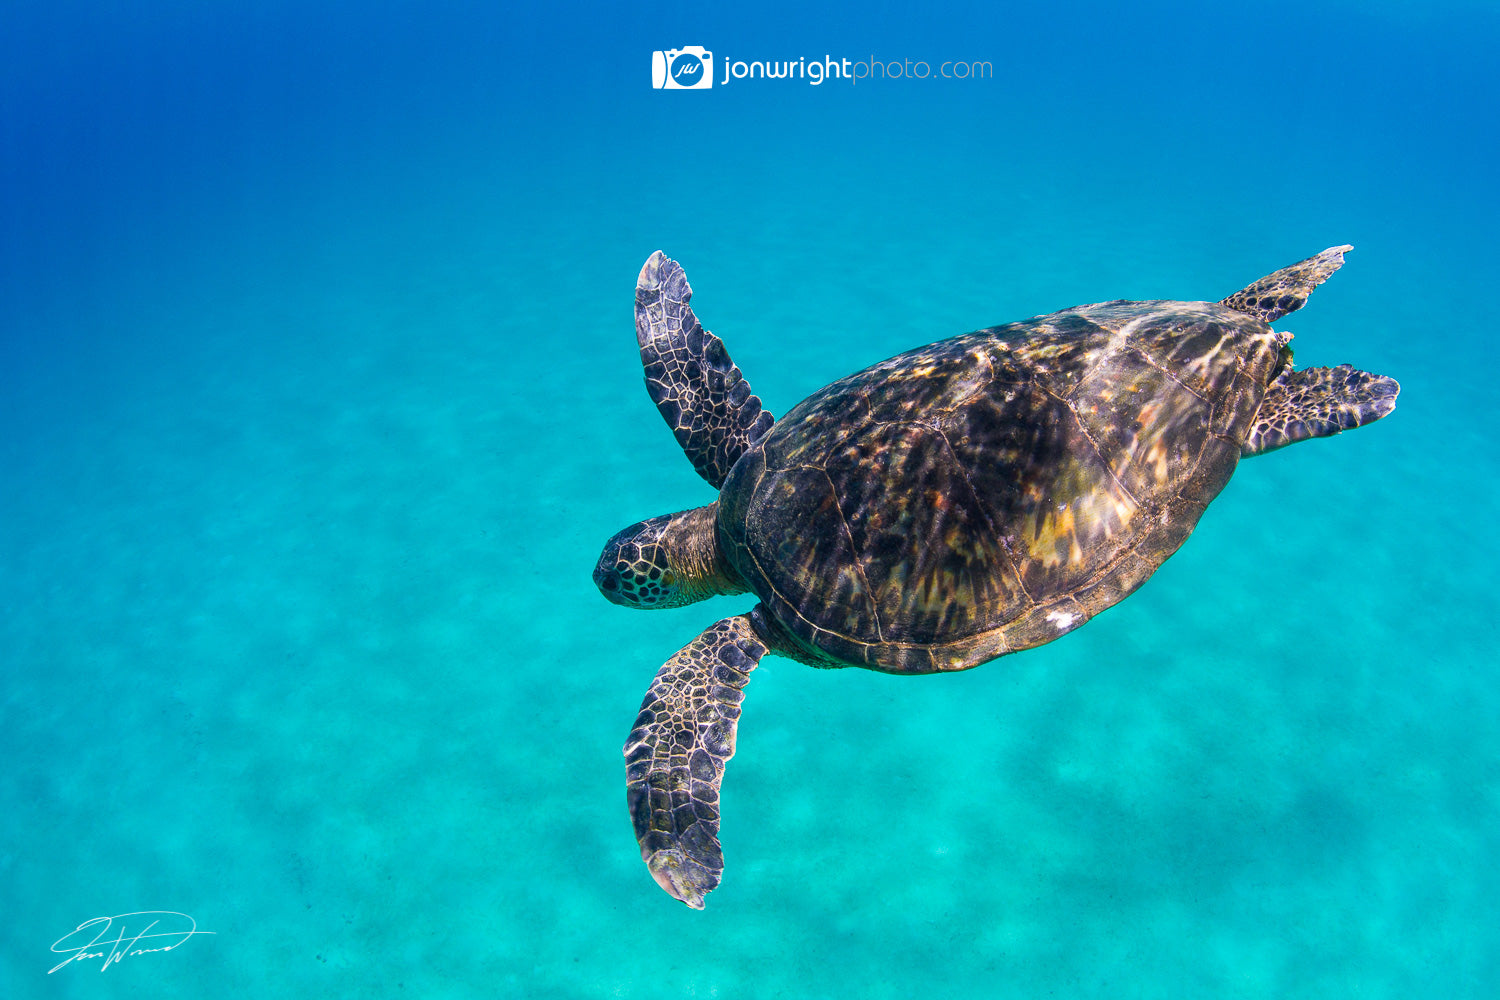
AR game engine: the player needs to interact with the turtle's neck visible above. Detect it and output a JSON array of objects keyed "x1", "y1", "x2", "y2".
[{"x1": 660, "y1": 502, "x2": 747, "y2": 602}]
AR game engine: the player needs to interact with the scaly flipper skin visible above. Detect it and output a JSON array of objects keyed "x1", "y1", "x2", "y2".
[
  {"x1": 635, "y1": 251, "x2": 775, "y2": 489},
  {"x1": 1243, "y1": 364, "x2": 1401, "y2": 456},
  {"x1": 1221, "y1": 245, "x2": 1353, "y2": 322},
  {"x1": 624, "y1": 612, "x2": 768, "y2": 908}
]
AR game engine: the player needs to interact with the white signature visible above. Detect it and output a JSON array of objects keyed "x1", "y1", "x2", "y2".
[{"x1": 48, "y1": 911, "x2": 215, "y2": 973}]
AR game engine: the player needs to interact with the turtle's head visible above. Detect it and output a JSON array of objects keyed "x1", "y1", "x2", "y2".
[
  {"x1": 593, "y1": 504, "x2": 746, "y2": 610},
  {"x1": 594, "y1": 514, "x2": 690, "y2": 608}
]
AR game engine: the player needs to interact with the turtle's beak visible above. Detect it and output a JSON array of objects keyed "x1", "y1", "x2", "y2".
[{"x1": 593, "y1": 548, "x2": 632, "y2": 605}]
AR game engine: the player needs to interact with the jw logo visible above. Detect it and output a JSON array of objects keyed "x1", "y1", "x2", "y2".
[{"x1": 651, "y1": 47, "x2": 713, "y2": 90}]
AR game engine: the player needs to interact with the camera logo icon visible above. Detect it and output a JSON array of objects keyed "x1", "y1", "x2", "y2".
[{"x1": 652, "y1": 46, "x2": 714, "y2": 90}]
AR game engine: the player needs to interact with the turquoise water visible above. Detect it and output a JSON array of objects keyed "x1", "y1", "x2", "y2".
[{"x1": 3, "y1": 1, "x2": 1497, "y2": 996}]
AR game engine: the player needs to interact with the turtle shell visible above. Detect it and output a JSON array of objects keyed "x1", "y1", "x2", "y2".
[{"x1": 716, "y1": 300, "x2": 1283, "y2": 674}]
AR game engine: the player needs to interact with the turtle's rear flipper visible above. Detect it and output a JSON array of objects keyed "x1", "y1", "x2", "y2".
[
  {"x1": 1221, "y1": 245, "x2": 1352, "y2": 323},
  {"x1": 624, "y1": 612, "x2": 767, "y2": 908},
  {"x1": 1243, "y1": 364, "x2": 1400, "y2": 456},
  {"x1": 636, "y1": 252, "x2": 776, "y2": 489}
]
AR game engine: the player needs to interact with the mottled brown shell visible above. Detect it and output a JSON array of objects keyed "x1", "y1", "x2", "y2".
[{"x1": 717, "y1": 300, "x2": 1282, "y2": 674}]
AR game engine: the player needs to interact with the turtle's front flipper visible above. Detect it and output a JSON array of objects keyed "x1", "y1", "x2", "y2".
[
  {"x1": 635, "y1": 252, "x2": 775, "y2": 489},
  {"x1": 1243, "y1": 364, "x2": 1400, "y2": 456},
  {"x1": 624, "y1": 612, "x2": 768, "y2": 908},
  {"x1": 1221, "y1": 245, "x2": 1352, "y2": 323}
]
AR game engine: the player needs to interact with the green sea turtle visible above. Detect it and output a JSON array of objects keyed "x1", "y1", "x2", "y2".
[{"x1": 594, "y1": 246, "x2": 1398, "y2": 908}]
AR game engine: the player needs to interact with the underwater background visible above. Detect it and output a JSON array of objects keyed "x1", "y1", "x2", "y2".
[{"x1": 2, "y1": 1, "x2": 1497, "y2": 996}]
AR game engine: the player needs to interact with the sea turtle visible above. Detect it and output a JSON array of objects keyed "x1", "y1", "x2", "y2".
[{"x1": 594, "y1": 246, "x2": 1399, "y2": 908}]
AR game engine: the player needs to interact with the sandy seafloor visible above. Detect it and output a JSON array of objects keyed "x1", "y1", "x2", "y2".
[{"x1": 1, "y1": 1, "x2": 1497, "y2": 997}]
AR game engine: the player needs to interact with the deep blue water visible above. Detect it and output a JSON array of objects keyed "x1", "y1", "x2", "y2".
[{"x1": 3, "y1": 2, "x2": 1497, "y2": 997}]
